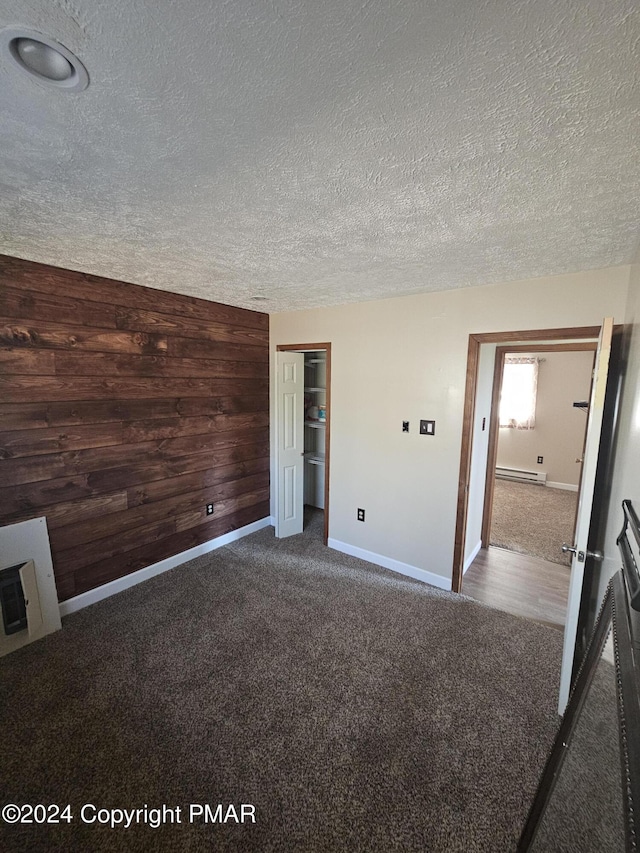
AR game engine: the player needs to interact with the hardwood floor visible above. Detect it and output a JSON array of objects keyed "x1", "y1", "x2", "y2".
[{"x1": 462, "y1": 546, "x2": 570, "y2": 631}]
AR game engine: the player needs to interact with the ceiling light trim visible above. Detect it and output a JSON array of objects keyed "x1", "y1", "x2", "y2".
[{"x1": 0, "y1": 27, "x2": 89, "y2": 91}]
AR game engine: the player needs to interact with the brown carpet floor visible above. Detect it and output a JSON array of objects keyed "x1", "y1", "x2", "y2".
[
  {"x1": 0, "y1": 510, "x2": 563, "y2": 852},
  {"x1": 490, "y1": 479, "x2": 578, "y2": 565}
]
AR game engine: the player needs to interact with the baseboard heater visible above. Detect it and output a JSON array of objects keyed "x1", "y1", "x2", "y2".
[{"x1": 495, "y1": 466, "x2": 547, "y2": 485}]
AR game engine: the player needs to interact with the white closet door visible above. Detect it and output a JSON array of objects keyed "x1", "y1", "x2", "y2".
[{"x1": 276, "y1": 351, "x2": 304, "y2": 538}]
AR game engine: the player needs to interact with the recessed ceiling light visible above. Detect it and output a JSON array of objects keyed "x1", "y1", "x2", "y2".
[
  {"x1": 0, "y1": 28, "x2": 89, "y2": 91},
  {"x1": 250, "y1": 296, "x2": 269, "y2": 302}
]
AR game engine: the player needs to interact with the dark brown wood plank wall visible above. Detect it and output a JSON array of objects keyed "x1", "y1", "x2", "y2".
[{"x1": 0, "y1": 255, "x2": 270, "y2": 601}]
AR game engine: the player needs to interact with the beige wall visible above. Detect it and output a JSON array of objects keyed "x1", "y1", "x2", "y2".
[
  {"x1": 496, "y1": 350, "x2": 595, "y2": 488},
  {"x1": 270, "y1": 266, "x2": 630, "y2": 586}
]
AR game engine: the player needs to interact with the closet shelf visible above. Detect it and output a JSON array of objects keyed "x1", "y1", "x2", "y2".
[{"x1": 303, "y1": 349, "x2": 326, "y2": 511}]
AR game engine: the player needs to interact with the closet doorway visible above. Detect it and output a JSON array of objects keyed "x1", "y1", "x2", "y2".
[{"x1": 275, "y1": 343, "x2": 331, "y2": 545}]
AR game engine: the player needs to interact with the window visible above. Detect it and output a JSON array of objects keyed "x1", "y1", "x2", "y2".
[{"x1": 499, "y1": 356, "x2": 538, "y2": 429}]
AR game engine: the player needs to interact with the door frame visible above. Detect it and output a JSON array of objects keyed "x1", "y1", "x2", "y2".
[
  {"x1": 480, "y1": 341, "x2": 598, "y2": 550},
  {"x1": 452, "y1": 326, "x2": 601, "y2": 593},
  {"x1": 277, "y1": 342, "x2": 332, "y2": 545}
]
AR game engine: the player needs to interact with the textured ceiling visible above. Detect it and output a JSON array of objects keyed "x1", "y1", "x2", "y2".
[{"x1": 0, "y1": 0, "x2": 638, "y2": 313}]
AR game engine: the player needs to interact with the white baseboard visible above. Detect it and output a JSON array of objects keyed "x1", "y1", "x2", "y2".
[
  {"x1": 463, "y1": 540, "x2": 482, "y2": 574},
  {"x1": 327, "y1": 538, "x2": 451, "y2": 591},
  {"x1": 59, "y1": 516, "x2": 272, "y2": 617},
  {"x1": 546, "y1": 482, "x2": 579, "y2": 492}
]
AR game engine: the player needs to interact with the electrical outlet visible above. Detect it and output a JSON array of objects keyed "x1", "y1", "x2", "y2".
[
  {"x1": 402, "y1": 421, "x2": 409, "y2": 432},
  {"x1": 206, "y1": 503, "x2": 214, "y2": 515},
  {"x1": 537, "y1": 456, "x2": 543, "y2": 464},
  {"x1": 357, "y1": 508, "x2": 365, "y2": 522}
]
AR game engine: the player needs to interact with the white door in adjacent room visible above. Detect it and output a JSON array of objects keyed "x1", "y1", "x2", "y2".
[{"x1": 558, "y1": 316, "x2": 613, "y2": 713}]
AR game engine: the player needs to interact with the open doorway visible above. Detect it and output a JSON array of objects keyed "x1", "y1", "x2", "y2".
[
  {"x1": 455, "y1": 321, "x2": 620, "y2": 711},
  {"x1": 464, "y1": 343, "x2": 596, "y2": 628},
  {"x1": 487, "y1": 346, "x2": 596, "y2": 560},
  {"x1": 452, "y1": 327, "x2": 602, "y2": 628},
  {"x1": 275, "y1": 343, "x2": 331, "y2": 545}
]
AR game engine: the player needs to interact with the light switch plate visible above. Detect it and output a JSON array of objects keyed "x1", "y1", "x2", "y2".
[{"x1": 420, "y1": 420, "x2": 435, "y2": 435}]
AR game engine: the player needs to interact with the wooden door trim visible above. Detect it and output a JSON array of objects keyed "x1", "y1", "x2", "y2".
[
  {"x1": 490, "y1": 341, "x2": 600, "y2": 353},
  {"x1": 452, "y1": 326, "x2": 602, "y2": 594},
  {"x1": 277, "y1": 343, "x2": 331, "y2": 545}
]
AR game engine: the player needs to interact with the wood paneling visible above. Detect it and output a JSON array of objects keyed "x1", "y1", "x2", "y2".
[
  {"x1": 167, "y1": 337, "x2": 266, "y2": 361},
  {"x1": 0, "y1": 375, "x2": 265, "y2": 402},
  {"x1": 176, "y1": 395, "x2": 269, "y2": 416},
  {"x1": 0, "y1": 317, "x2": 168, "y2": 355},
  {"x1": 49, "y1": 472, "x2": 269, "y2": 552},
  {"x1": 53, "y1": 351, "x2": 269, "y2": 379},
  {"x1": 0, "y1": 255, "x2": 269, "y2": 601},
  {"x1": 0, "y1": 423, "x2": 125, "y2": 459},
  {"x1": 0, "y1": 285, "x2": 117, "y2": 329},
  {"x1": 0, "y1": 395, "x2": 269, "y2": 430},
  {"x1": 0, "y1": 349, "x2": 56, "y2": 374},
  {"x1": 69, "y1": 501, "x2": 270, "y2": 598},
  {"x1": 126, "y1": 457, "x2": 269, "y2": 507},
  {"x1": 0, "y1": 442, "x2": 269, "y2": 521},
  {"x1": 0, "y1": 255, "x2": 266, "y2": 330},
  {"x1": 116, "y1": 307, "x2": 268, "y2": 347},
  {"x1": 85, "y1": 440, "x2": 269, "y2": 492}
]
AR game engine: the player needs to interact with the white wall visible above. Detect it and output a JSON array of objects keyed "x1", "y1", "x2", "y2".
[
  {"x1": 270, "y1": 266, "x2": 630, "y2": 586},
  {"x1": 496, "y1": 350, "x2": 595, "y2": 488},
  {"x1": 463, "y1": 343, "x2": 495, "y2": 568}
]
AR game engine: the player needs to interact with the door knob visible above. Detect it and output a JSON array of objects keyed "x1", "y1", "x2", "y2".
[{"x1": 561, "y1": 544, "x2": 604, "y2": 562}]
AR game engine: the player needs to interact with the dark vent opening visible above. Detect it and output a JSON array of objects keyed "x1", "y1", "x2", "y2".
[{"x1": 0, "y1": 563, "x2": 28, "y2": 635}]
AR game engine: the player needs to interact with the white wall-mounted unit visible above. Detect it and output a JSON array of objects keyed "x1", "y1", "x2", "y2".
[
  {"x1": 0, "y1": 517, "x2": 61, "y2": 657},
  {"x1": 495, "y1": 466, "x2": 547, "y2": 485}
]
